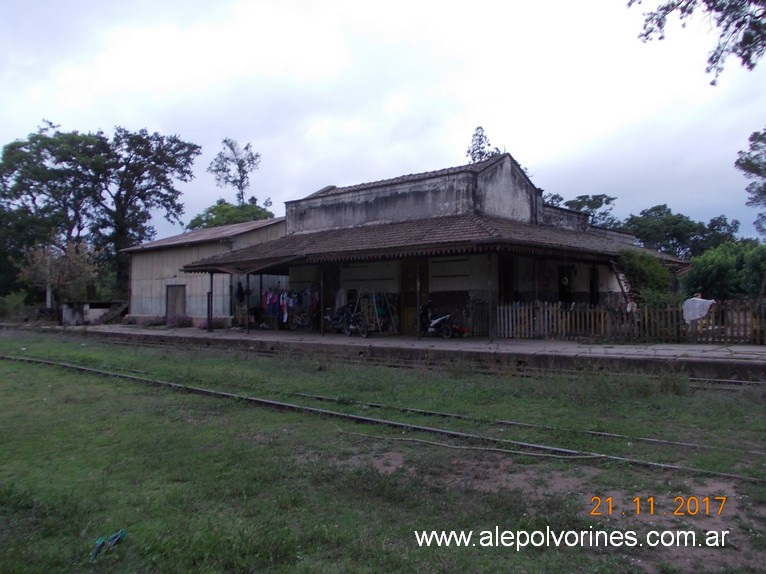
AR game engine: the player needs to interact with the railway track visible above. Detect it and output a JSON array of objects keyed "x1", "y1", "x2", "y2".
[{"x1": 2, "y1": 352, "x2": 763, "y2": 484}]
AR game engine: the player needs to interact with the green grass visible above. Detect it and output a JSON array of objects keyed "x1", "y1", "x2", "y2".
[{"x1": 1, "y1": 331, "x2": 765, "y2": 573}]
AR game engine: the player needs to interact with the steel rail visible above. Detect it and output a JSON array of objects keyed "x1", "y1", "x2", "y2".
[
  {"x1": 1, "y1": 353, "x2": 763, "y2": 483},
  {"x1": 290, "y1": 392, "x2": 766, "y2": 457}
]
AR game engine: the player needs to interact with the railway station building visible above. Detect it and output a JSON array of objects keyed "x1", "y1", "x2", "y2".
[{"x1": 178, "y1": 153, "x2": 674, "y2": 336}]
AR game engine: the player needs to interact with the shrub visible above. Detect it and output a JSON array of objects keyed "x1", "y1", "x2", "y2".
[
  {"x1": 0, "y1": 292, "x2": 28, "y2": 320},
  {"x1": 617, "y1": 250, "x2": 674, "y2": 304},
  {"x1": 138, "y1": 316, "x2": 166, "y2": 328},
  {"x1": 166, "y1": 315, "x2": 193, "y2": 328},
  {"x1": 198, "y1": 317, "x2": 229, "y2": 330}
]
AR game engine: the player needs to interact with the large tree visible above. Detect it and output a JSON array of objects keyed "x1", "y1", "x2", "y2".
[
  {"x1": 683, "y1": 239, "x2": 766, "y2": 299},
  {"x1": 0, "y1": 204, "x2": 51, "y2": 296},
  {"x1": 735, "y1": 125, "x2": 766, "y2": 235},
  {"x1": 207, "y1": 138, "x2": 262, "y2": 206},
  {"x1": 466, "y1": 126, "x2": 503, "y2": 163},
  {"x1": 186, "y1": 197, "x2": 274, "y2": 231},
  {"x1": 17, "y1": 240, "x2": 101, "y2": 308},
  {"x1": 563, "y1": 194, "x2": 621, "y2": 228},
  {"x1": 0, "y1": 122, "x2": 106, "y2": 243},
  {"x1": 628, "y1": 0, "x2": 766, "y2": 83},
  {"x1": 90, "y1": 127, "x2": 201, "y2": 293},
  {"x1": 543, "y1": 193, "x2": 621, "y2": 228},
  {"x1": 622, "y1": 204, "x2": 739, "y2": 259},
  {"x1": 0, "y1": 124, "x2": 201, "y2": 298}
]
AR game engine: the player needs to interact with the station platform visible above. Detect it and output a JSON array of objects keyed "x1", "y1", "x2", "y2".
[{"x1": 29, "y1": 323, "x2": 766, "y2": 383}]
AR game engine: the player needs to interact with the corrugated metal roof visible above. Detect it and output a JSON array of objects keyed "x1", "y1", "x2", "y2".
[{"x1": 122, "y1": 217, "x2": 285, "y2": 253}]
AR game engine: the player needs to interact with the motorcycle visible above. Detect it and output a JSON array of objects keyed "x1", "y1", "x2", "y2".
[
  {"x1": 418, "y1": 304, "x2": 453, "y2": 338},
  {"x1": 323, "y1": 305, "x2": 349, "y2": 333},
  {"x1": 343, "y1": 307, "x2": 369, "y2": 338}
]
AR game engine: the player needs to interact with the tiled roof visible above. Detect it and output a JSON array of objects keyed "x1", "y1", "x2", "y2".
[
  {"x1": 300, "y1": 154, "x2": 511, "y2": 200},
  {"x1": 122, "y1": 217, "x2": 285, "y2": 253},
  {"x1": 183, "y1": 214, "x2": 665, "y2": 274}
]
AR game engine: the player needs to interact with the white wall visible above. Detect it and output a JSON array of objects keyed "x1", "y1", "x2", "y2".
[{"x1": 340, "y1": 261, "x2": 400, "y2": 293}]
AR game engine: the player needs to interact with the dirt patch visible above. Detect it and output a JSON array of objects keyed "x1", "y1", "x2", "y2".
[
  {"x1": 322, "y1": 437, "x2": 765, "y2": 574},
  {"x1": 337, "y1": 450, "x2": 407, "y2": 475},
  {"x1": 236, "y1": 431, "x2": 273, "y2": 444}
]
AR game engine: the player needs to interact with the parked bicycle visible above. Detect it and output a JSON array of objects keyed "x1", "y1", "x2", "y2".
[
  {"x1": 288, "y1": 310, "x2": 313, "y2": 331},
  {"x1": 323, "y1": 305, "x2": 349, "y2": 333},
  {"x1": 322, "y1": 304, "x2": 369, "y2": 337},
  {"x1": 343, "y1": 307, "x2": 369, "y2": 338}
]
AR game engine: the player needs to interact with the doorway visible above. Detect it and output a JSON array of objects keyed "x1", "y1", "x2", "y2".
[{"x1": 166, "y1": 285, "x2": 186, "y2": 320}]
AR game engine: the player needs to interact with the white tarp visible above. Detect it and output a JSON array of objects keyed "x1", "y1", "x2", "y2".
[{"x1": 682, "y1": 297, "x2": 716, "y2": 325}]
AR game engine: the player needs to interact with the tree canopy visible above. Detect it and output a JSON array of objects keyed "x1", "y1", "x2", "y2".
[
  {"x1": 186, "y1": 197, "x2": 274, "y2": 231},
  {"x1": 628, "y1": 0, "x2": 766, "y2": 83},
  {"x1": 466, "y1": 126, "x2": 503, "y2": 163},
  {"x1": 622, "y1": 204, "x2": 739, "y2": 259},
  {"x1": 735, "y1": 125, "x2": 766, "y2": 236},
  {"x1": 0, "y1": 123, "x2": 201, "y2": 297},
  {"x1": 683, "y1": 239, "x2": 766, "y2": 299},
  {"x1": 207, "y1": 138, "x2": 262, "y2": 206},
  {"x1": 17, "y1": 241, "x2": 101, "y2": 307},
  {"x1": 563, "y1": 194, "x2": 620, "y2": 228},
  {"x1": 617, "y1": 249, "x2": 675, "y2": 304}
]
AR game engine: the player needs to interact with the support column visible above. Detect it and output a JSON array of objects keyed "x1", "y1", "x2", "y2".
[
  {"x1": 416, "y1": 260, "x2": 421, "y2": 340},
  {"x1": 245, "y1": 273, "x2": 251, "y2": 334},
  {"x1": 207, "y1": 272, "x2": 213, "y2": 332},
  {"x1": 320, "y1": 267, "x2": 325, "y2": 336},
  {"x1": 487, "y1": 254, "x2": 494, "y2": 343}
]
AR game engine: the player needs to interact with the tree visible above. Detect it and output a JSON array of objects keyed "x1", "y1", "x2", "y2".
[
  {"x1": 617, "y1": 249, "x2": 675, "y2": 304},
  {"x1": 543, "y1": 192, "x2": 564, "y2": 207},
  {"x1": 683, "y1": 239, "x2": 766, "y2": 299},
  {"x1": 628, "y1": 0, "x2": 766, "y2": 83},
  {"x1": 17, "y1": 240, "x2": 101, "y2": 307},
  {"x1": 186, "y1": 197, "x2": 274, "y2": 230},
  {"x1": 735, "y1": 125, "x2": 766, "y2": 236},
  {"x1": 689, "y1": 214, "x2": 740, "y2": 253},
  {"x1": 0, "y1": 122, "x2": 106, "y2": 243},
  {"x1": 90, "y1": 127, "x2": 201, "y2": 294},
  {"x1": 207, "y1": 138, "x2": 262, "y2": 206},
  {"x1": 466, "y1": 126, "x2": 503, "y2": 163},
  {"x1": 623, "y1": 205, "x2": 741, "y2": 259},
  {"x1": 1, "y1": 124, "x2": 201, "y2": 297},
  {"x1": 623, "y1": 204, "x2": 703, "y2": 259},
  {"x1": 563, "y1": 194, "x2": 621, "y2": 228},
  {"x1": 0, "y1": 204, "x2": 52, "y2": 296}
]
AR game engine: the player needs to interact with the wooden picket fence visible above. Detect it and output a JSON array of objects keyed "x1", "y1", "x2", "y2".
[{"x1": 495, "y1": 301, "x2": 766, "y2": 344}]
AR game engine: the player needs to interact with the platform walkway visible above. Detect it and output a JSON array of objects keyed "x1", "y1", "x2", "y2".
[{"x1": 45, "y1": 323, "x2": 766, "y2": 382}]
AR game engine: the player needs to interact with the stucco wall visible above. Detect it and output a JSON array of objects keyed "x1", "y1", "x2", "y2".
[
  {"x1": 475, "y1": 158, "x2": 535, "y2": 222},
  {"x1": 285, "y1": 156, "x2": 541, "y2": 234},
  {"x1": 511, "y1": 256, "x2": 622, "y2": 304},
  {"x1": 340, "y1": 261, "x2": 400, "y2": 293},
  {"x1": 286, "y1": 174, "x2": 477, "y2": 234},
  {"x1": 429, "y1": 255, "x2": 491, "y2": 291},
  {"x1": 541, "y1": 205, "x2": 589, "y2": 232}
]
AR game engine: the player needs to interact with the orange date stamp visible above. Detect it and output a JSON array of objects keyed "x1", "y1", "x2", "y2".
[{"x1": 589, "y1": 495, "x2": 727, "y2": 517}]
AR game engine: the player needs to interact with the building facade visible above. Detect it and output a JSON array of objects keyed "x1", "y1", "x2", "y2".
[
  {"x1": 182, "y1": 154, "x2": 666, "y2": 336},
  {"x1": 124, "y1": 218, "x2": 286, "y2": 326}
]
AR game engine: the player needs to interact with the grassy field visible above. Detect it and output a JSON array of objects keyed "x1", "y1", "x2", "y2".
[{"x1": 0, "y1": 330, "x2": 764, "y2": 573}]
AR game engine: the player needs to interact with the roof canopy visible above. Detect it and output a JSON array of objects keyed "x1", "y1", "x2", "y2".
[
  {"x1": 123, "y1": 217, "x2": 285, "y2": 254},
  {"x1": 182, "y1": 213, "x2": 664, "y2": 275}
]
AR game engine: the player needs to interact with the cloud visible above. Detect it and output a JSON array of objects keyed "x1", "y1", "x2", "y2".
[{"x1": 2, "y1": 0, "x2": 765, "y2": 240}]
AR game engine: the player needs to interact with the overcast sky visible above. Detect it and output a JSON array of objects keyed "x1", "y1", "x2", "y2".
[{"x1": 2, "y1": 0, "x2": 765, "y2": 240}]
